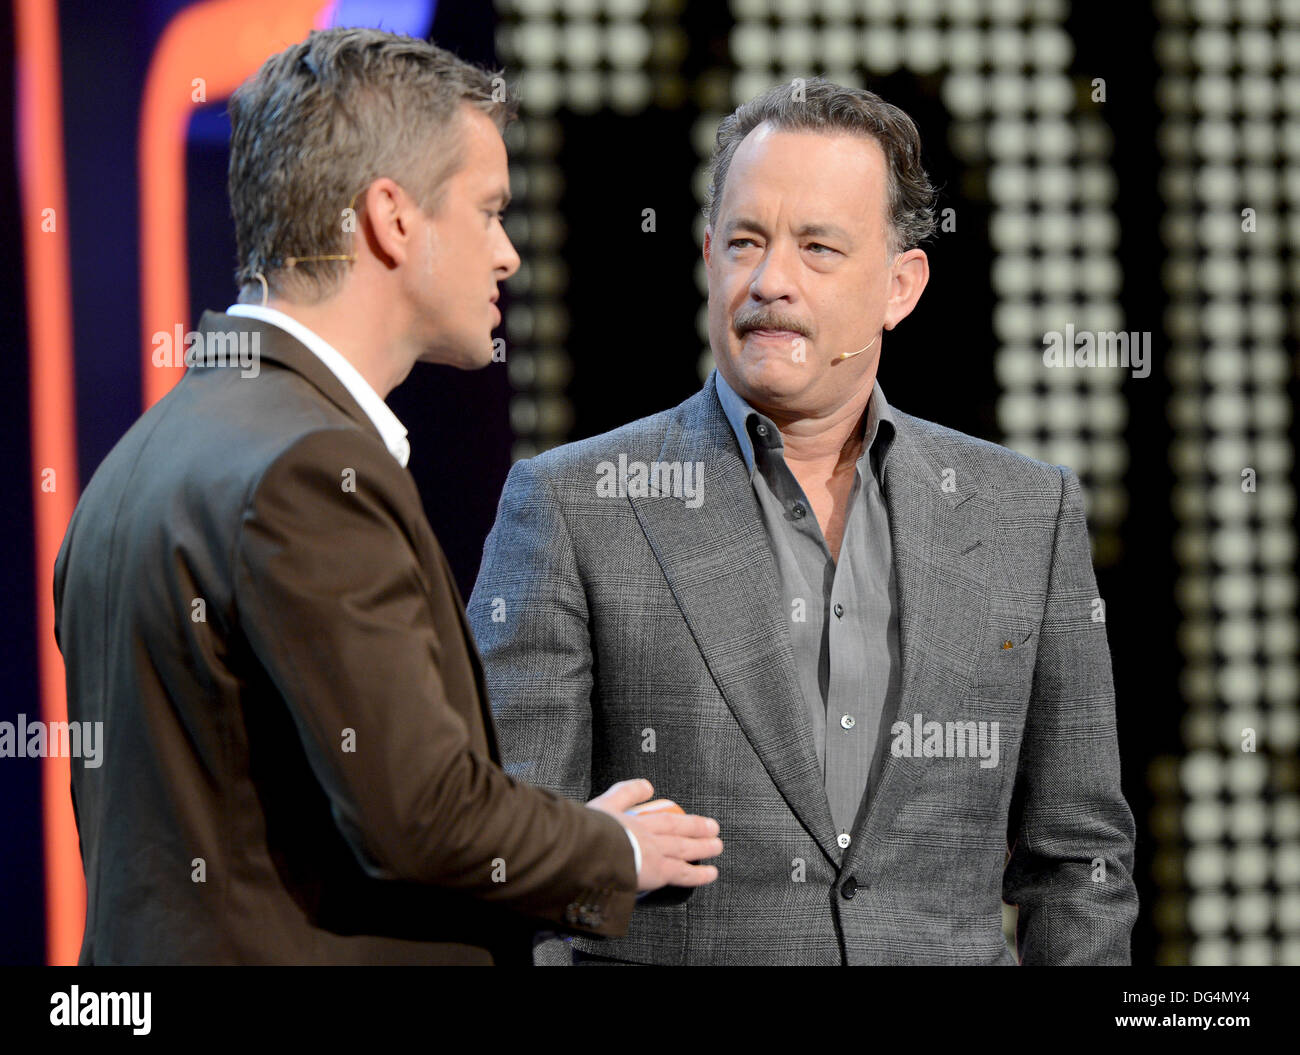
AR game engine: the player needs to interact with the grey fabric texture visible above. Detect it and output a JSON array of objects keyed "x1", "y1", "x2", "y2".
[
  {"x1": 468, "y1": 371, "x2": 1138, "y2": 965},
  {"x1": 714, "y1": 368, "x2": 901, "y2": 838}
]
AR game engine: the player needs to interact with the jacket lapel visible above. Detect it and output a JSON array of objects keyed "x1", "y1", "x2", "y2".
[
  {"x1": 630, "y1": 372, "x2": 998, "y2": 873},
  {"x1": 628, "y1": 374, "x2": 840, "y2": 864},
  {"x1": 196, "y1": 310, "x2": 388, "y2": 448},
  {"x1": 842, "y1": 405, "x2": 996, "y2": 873}
]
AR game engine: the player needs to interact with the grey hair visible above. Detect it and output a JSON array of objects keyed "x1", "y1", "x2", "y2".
[
  {"x1": 228, "y1": 27, "x2": 519, "y2": 303},
  {"x1": 704, "y1": 77, "x2": 938, "y2": 256}
]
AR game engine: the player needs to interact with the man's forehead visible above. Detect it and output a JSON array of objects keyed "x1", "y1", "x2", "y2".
[
  {"x1": 456, "y1": 105, "x2": 508, "y2": 161},
  {"x1": 723, "y1": 213, "x2": 856, "y2": 240},
  {"x1": 720, "y1": 141, "x2": 885, "y2": 233},
  {"x1": 722, "y1": 126, "x2": 886, "y2": 211},
  {"x1": 451, "y1": 125, "x2": 510, "y2": 194}
]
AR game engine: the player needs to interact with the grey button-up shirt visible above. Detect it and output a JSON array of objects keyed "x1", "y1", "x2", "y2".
[{"x1": 714, "y1": 369, "x2": 903, "y2": 840}]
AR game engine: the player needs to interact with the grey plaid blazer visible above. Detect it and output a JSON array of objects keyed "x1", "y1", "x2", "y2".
[{"x1": 468, "y1": 371, "x2": 1138, "y2": 965}]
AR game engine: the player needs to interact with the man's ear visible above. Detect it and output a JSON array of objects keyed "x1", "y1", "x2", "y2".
[
  {"x1": 361, "y1": 177, "x2": 413, "y2": 268},
  {"x1": 883, "y1": 247, "x2": 929, "y2": 331},
  {"x1": 702, "y1": 224, "x2": 712, "y2": 268}
]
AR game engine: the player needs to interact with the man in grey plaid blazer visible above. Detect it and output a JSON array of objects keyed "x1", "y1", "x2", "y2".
[{"x1": 468, "y1": 79, "x2": 1138, "y2": 964}]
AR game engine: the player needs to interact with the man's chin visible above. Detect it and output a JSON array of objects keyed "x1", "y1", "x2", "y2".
[
  {"x1": 415, "y1": 340, "x2": 496, "y2": 370},
  {"x1": 731, "y1": 348, "x2": 815, "y2": 400}
]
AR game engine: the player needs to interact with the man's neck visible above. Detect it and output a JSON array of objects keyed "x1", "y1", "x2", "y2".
[
  {"x1": 258, "y1": 294, "x2": 409, "y2": 398},
  {"x1": 760, "y1": 370, "x2": 876, "y2": 473}
]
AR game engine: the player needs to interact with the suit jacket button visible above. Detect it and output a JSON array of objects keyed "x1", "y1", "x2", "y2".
[{"x1": 841, "y1": 876, "x2": 858, "y2": 899}]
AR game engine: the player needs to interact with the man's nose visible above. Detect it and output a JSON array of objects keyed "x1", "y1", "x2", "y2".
[
  {"x1": 498, "y1": 231, "x2": 521, "y2": 279},
  {"x1": 747, "y1": 240, "x2": 798, "y2": 304}
]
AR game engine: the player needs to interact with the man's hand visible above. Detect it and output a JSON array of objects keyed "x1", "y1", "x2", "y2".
[{"x1": 587, "y1": 779, "x2": 722, "y2": 893}]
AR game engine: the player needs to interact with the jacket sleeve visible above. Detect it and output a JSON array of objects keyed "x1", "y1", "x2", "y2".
[
  {"x1": 468, "y1": 456, "x2": 598, "y2": 805},
  {"x1": 232, "y1": 427, "x2": 636, "y2": 937},
  {"x1": 469, "y1": 456, "x2": 614, "y2": 964},
  {"x1": 1001, "y1": 465, "x2": 1140, "y2": 964}
]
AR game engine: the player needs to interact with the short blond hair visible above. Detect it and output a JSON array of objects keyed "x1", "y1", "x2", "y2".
[{"x1": 228, "y1": 27, "x2": 518, "y2": 303}]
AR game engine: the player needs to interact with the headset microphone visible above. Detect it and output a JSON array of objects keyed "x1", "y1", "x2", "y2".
[{"x1": 837, "y1": 331, "x2": 881, "y2": 361}]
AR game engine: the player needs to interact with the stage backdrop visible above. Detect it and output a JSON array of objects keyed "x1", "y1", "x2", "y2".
[{"x1": 5, "y1": 0, "x2": 1298, "y2": 967}]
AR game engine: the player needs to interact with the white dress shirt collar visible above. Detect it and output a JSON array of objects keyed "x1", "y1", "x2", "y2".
[{"x1": 225, "y1": 303, "x2": 410, "y2": 468}]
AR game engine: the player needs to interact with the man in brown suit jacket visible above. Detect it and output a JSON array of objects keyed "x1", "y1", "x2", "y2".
[{"x1": 51, "y1": 28, "x2": 720, "y2": 965}]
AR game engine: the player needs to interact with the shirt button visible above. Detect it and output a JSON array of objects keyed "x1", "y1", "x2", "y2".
[
  {"x1": 840, "y1": 714, "x2": 855, "y2": 730},
  {"x1": 755, "y1": 423, "x2": 768, "y2": 437},
  {"x1": 834, "y1": 602, "x2": 844, "y2": 618},
  {"x1": 837, "y1": 833, "x2": 851, "y2": 849},
  {"x1": 791, "y1": 502, "x2": 806, "y2": 518}
]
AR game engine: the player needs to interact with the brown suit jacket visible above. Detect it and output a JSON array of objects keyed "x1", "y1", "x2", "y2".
[{"x1": 52, "y1": 310, "x2": 637, "y2": 964}]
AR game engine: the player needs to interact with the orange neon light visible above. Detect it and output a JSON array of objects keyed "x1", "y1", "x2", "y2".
[
  {"x1": 139, "y1": 0, "x2": 333, "y2": 409},
  {"x1": 16, "y1": 0, "x2": 85, "y2": 966}
]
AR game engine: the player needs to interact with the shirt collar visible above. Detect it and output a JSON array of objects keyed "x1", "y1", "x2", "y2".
[
  {"x1": 713, "y1": 366, "x2": 895, "y2": 483},
  {"x1": 225, "y1": 303, "x2": 410, "y2": 468}
]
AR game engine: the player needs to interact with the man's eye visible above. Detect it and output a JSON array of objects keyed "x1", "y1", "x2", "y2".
[
  {"x1": 729, "y1": 238, "x2": 756, "y2": 249},
  {"x1": 806, "y1": 243, "x2": 834, "y2": 254}
]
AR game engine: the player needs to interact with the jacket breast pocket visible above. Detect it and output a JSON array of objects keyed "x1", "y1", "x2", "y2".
[{"x1": 976, "y1": 629, "x2": 1038, "y2": 696}]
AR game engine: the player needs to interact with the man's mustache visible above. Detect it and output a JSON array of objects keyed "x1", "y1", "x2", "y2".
[{"x1": 734, "y1": 311, "x2": 811, "y2": 339}]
